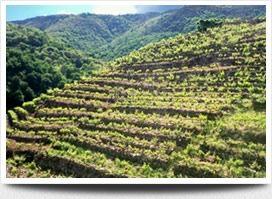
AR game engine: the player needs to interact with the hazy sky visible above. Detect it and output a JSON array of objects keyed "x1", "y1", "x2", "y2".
[{"x1": 7, "y1": 5, "x2": 182, "y2": 21}]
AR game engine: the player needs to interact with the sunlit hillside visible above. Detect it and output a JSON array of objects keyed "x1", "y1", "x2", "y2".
[{"x1": 7, "y1": 19, "x2": 265, "y2": 178}]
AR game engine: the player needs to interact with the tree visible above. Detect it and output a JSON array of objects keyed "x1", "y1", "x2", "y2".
[{"x1": 197, "y1": 19, "x2": 222, "y2": 32}]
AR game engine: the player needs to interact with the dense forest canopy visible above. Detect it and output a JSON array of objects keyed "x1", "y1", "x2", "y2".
[{"x1": 6, "y1": 23, "x2": 101, "y2": 109}]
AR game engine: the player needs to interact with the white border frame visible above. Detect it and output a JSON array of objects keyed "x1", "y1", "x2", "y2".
[{"x1": 0, "y1": 0, "x2": 271, "y2": 184}]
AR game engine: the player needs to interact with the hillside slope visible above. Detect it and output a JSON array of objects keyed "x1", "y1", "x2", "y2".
[
  {"x1": 7, "y1": 20, "x2": 266, "y2": 178},
  {"x1": 7, "y1": 23, "x2": 101, "y2": 109},
  {"x1": 96, "y1": 5, "x2": 265, "y2": 60},
  {"x1": 13, "y1": 12, "x2": 159, "y2": 56},
  {"x1": 12, "y1": 5, "x2": 265, "y2": 60}
]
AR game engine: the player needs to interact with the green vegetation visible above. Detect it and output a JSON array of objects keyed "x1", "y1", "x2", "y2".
[
  {"x1": 7, "y1": 19, "x2": 266, "y2": 178},
  {"x1": 13, "y1": 5, "x2": 265, "y2": 60},
  {"x1": 197, "y1": 19, "x2": 223, "y2": 32},
  {"x1": 7, "y1": 6, "x2": 265, "y2": 110},
  {"x1": 6, "y1": 23, "x2": 101, "y2": 109}
]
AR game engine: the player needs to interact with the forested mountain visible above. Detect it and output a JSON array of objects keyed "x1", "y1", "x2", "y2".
[
  {"x1": 6, "y1": 23, "x2": 101, "y2": 109},
  {"x1": 13, "y1": 12, "x2": 160, "y2": 58},
  {"x1": 12, "y1": 5, "x2": 265, "y2": 60},
  {"x1": 7, "y1": 19, "x2": 266, "y2": 178}
]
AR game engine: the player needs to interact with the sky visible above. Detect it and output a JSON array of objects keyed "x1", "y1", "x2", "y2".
[{"x1": 7, "y1": 5, "x2": 182, "y2": 21}]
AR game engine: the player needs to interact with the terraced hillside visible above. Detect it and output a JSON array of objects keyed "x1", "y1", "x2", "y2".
[{"x1": 6, "y1": 19, "x2": 266, "y2": 178}]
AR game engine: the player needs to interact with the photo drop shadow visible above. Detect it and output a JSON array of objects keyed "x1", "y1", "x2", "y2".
[{"x1": 6, "y1": 183, "x2": 268, "y2": 193}]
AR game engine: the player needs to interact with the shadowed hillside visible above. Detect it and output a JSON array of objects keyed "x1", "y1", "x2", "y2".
[{"x1": 6, "y1": 23, "x2": 101, "y2": 109}]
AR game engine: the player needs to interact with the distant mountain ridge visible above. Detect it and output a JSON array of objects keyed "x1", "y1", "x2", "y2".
[
  {"x1": 12, "y1": 5, "x2": 265, "y2": 60},
  {"x1": 12, "y1": 12, "x2": 160, "y2": 54},
  {"x1": 12, "y1": 14, "x2": 70, "y2": 30}
]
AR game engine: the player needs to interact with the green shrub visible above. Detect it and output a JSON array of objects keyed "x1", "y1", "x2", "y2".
[
  {"x1": 22, "y1": 101, "x2": 36, "y2": 113},
  {"x1": 197, "y1": 19, "x2": 223, "y2": 32}
]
